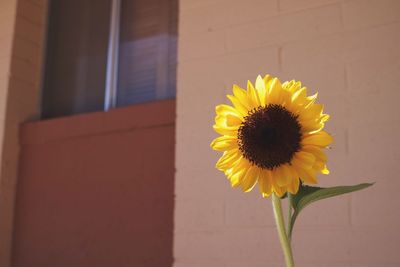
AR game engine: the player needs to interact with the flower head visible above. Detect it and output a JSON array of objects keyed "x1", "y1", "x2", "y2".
[{"x1": 210, "y1": 75, "x2": 332, "y2": 197}]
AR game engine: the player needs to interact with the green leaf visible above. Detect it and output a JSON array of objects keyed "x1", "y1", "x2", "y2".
[{"x1": 288, "y1": 182, "x2": 374, "y2": 239}]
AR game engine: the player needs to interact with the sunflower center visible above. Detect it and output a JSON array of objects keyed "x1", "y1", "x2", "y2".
[{"x1": 238, "y1": 104, "x2": 302, "y2": 169}]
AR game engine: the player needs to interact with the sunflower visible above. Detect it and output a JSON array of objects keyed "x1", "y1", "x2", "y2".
[{"x1": 210, "y1": 75, "x2": 332, "y2": 197}]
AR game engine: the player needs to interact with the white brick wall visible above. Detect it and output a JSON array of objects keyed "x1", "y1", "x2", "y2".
[{"x1": 175, "y1": 0, "x2": 400, "y2": 266}]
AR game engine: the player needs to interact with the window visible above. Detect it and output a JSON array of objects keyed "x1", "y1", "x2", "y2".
[{"x1": 41, "y1": 0, "x2": 177, "y2": 119}]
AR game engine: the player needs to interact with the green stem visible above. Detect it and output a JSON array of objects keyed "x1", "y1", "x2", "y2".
[
  {"x1": 287, "y1": 193, "x2": 293, "y2": 242},
  {"x1": 272, "y1": 193, "x2": 295, "y2": 267}
]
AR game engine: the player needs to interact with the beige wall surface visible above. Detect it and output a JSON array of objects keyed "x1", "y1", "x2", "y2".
[
  {"x1": 0, "y1": 0, "x2": 47, "y2": 266},
  {"x1": 175, "y1": 0, "x2": 400, "y2": 266},
  {"x1": 0, "y1": 1, "x2": 18, "y2": 266}
]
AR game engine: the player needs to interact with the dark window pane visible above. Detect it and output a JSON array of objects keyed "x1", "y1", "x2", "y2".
[
  {"x1": 117, "y1": 0, "x2": 177, "y2": 107},
  {"x1": 42, "y1": 0, "x2": 111, "y2": 119}
]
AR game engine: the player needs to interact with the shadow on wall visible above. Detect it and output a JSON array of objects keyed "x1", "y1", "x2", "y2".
[{"x1": 12, "y1": 100, "x2": 175, "y2": 267}]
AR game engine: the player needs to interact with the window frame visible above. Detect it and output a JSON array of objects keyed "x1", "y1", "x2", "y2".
[
  {"x1": 41, "y1": 0, "x2": 177, "y2": 118},
  {"x1": 104, "y1": 0, "x2": 121, "y2": 111}
]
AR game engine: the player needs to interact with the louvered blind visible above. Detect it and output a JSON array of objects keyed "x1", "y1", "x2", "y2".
[{"x1": 116, "y1": 0, "x2": 177, "y2": 106}]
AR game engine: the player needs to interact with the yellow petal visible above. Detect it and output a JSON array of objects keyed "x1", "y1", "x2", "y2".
[
  {"x1": 216, "y1": 149, "x2": 241, "y2": 170},
  {"x1": 284, "y1": 80, "x2": 302, "y2": 94},
  {"x1": 247, "y1": 81, "x2": 261, "y2": 107},
  {"x1": 241, "y1": 166, "x2": 259, "y2": 192},
  {"x1": 273, "y1": 166, "x2": 291, "y2": 187},
  {"x1": 292, "y1": 151, "x2": 316, "y2": 169},
  {"x1": 215, "y1": 106, "x2": 244, "y2": 129},
  {"x1": 282, "y1": 164, "x2": 295, "y2": 182},
  {"x1": 302, "y1": 131, "x2": 333, "y2": 147},
  {"x1": 213, "y1": 124, "x2": 238, "y2": 136},
  {"x1": 271, "y1": 177, "x2": 286, "y2": 197},
  {"x1": 284, "y1": 165, "x2": 299, "y2": 195},
  {"x1": 227, "y1": 95, "x2": 249, "y2": 116},
  {"x1": 215, "y1": 104, "x2": 242, "y2": 118},
  {"x1": 300, "y1": 119, "x2": 324, "y2": 133},
  {"x1": 305, "y1": 92, "x2": 318, "y2": 107},
  {"x1": 215, "y1": 114, "x2": 239, "y2": 126},
  {"x1": 255, "y1": 75, "x2": 265, "y2": 91},
  {"x1": 225, "y1": 114, "x2": 243, "y2": 127},
  {"x1": 321, "y1": 165, "x2": 330, "y2": 174},
  {"x1": 229, "y1": 169, "x2": 245, "y2": 187},
  {"x1": 263, "y1": 74, "x2": 273, "y2": 86},
  {"x1": 251, "y1": 81, "x2": 264, "y2": 107},
  {"x1": 232, "y1": 85, "x2": 252, "y2": 109},
  {"x1": 289, "y1": 164, "x2": 299, "y2": 177},
  {"x1": 295, "y1": 166, "x2": 317, "y2": 184},
  {"x1": 216, "y1": 150, "x2": 235, "y2": 167},
  {"x1": 300, "y1": 104, "x2": 323, "y2": 121},
  {"x1": 280, "y1": 89, "x2": 293, "y2": 107},
  {"x1": 233, "y1": 84, "x2": 247, "y2": 98},
  {"x1": 321, "y1": 114, "x2": 330, "y2": 123},
  {"x1": 259, "y1": 170, "x2": 273, "y2": 197},
  {"x1": 302, "y1": 145, "x2": 327, "y2": 162},
  {"x1": 228, "y1": 158, "x2": 250, "y2": 187},
  {"x1": 282, "y1": 80, "x2": 294, "y2": 90},
  {"x1": 210, "y1": 136, "x2": 237, "y2": 151},
  {"x1": 287, "y1": 175, "x2": 300, "y2": 194},
  {"x1": 266, "y1": 78, "x2": 283, "y2": 104}
]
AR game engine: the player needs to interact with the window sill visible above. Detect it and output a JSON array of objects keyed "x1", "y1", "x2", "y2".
[{"x1": 20, "y1": 99, "x2": 175, "y2": 145}]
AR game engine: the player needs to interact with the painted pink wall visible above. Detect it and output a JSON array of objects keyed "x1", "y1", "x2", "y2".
[{"x1": 13, "y1": 100, "x2": 175, "y2": 267}]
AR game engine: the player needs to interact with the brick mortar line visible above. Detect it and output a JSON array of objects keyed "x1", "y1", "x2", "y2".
[
  {"x1": 278, "y1": 0, "x2": 346, "y2": 13},
  {"x1": 178, "y1": 43, "x2": 279, "y2": 64},
  {"x1": 180, "y1": 1, "x2": 342, "y2": 34}
]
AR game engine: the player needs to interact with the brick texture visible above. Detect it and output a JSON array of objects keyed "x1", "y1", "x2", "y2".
[{"x1": 175, "y1": 0, "x2": 400, "y2": 266}]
